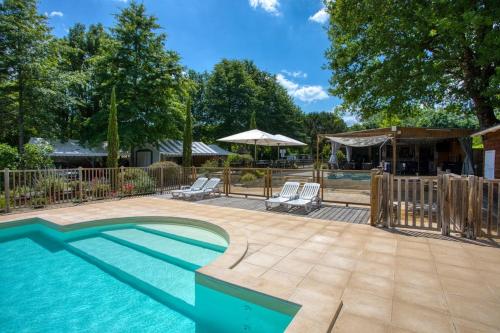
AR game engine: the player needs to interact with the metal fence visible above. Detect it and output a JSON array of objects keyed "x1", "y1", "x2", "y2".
[{"x1": 1, "y1": 166, "x2": 373, "y2": 214}]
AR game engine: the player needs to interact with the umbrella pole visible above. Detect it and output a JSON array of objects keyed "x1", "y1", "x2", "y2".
[{"x1": 254, "y1": 140, "x2": 257, "y2": 166}]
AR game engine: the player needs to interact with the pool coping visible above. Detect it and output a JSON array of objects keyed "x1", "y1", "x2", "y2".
[{"x1": 0, "y1": 207, "x2": 342, "y2": 332}]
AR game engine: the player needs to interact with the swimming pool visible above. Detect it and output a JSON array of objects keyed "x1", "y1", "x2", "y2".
[
  {"x1": 0, "y1": 218, "x2": 299, "y2": 332},
  {"x1": 328, "y1": 171, "x2": 371, "y2": 181}
]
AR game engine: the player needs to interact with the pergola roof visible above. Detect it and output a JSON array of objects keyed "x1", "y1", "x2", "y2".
[
  {"x1": 320, "y1": 127, "x2": 474, "y2": 140},
  {"x1": 471, "y1": 124, "x2": 500, "y2": 137}
]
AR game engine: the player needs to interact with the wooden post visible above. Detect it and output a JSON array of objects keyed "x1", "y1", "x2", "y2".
[
  {"x1": 441, "y1": 174, "x2": 450, "y2": 236},
  {"x1": 4, "y1": 169, "x2": 10, "y2": 213},
  {"x1": 160, "y1": 166, "x2": 164, "y2": 193},
  {"x1": 392, "y1": 137, "x2": 397, "y2": 176},
  {"x1": 78, "y1": 167, "x2": 83, "y2": 203},
  {"x1": 320, "y1": 168, "x2": 324, "y2": 201},
  {"x1": 316, "y1": 134, "x2": 320, "y2": 169},
  {"x1": 370, "y1": 169, "x2": 379, "y2": 226}
]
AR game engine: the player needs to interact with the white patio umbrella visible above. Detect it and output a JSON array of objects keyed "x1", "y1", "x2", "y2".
[
  {"x1": 217, "y1": 129, "x2": 288, "y2": 161},
  {"x1": 271, "y1": 134, "x2": 307, "y2": 160}
]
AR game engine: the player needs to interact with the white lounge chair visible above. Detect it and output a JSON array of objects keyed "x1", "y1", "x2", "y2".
[
  {"x1": 285, "y1": 183, "x2": 321, "y2": 213},
  {"x1": 182, "y1": 178, "x2": 221, "y2": 200},
  {"x1": 171, "y1": 177, "x2": 208, "y2": 198},
  {"x1": 265, "y1": 182, "x2": 300, "y2": 210}
]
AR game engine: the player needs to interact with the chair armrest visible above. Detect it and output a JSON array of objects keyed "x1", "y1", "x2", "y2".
[{"x1": 180, "y1": 185, "x2": 191, "y2": 190}]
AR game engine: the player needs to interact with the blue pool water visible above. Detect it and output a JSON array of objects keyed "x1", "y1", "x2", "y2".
[{"x1": 0, "y1": 220, "x2": 298, "y2": 333}]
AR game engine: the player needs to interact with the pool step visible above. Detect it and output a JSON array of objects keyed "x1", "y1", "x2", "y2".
[
  {"x1": 66, "y1": 236, "x2": 195, "y2": 315},
  {"x1": 136, "y1": 224, "x2": 227, "y2": 252},
  {"x1": 101, "y1": 228, "x2": 222, "y2": 270}
]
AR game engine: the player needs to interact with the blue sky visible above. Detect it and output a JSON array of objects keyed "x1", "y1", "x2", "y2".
[{"x1": 39, "y1": 0, "x2": 348, "y2": 119}]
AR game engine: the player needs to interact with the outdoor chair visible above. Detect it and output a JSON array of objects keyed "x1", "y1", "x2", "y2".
[
  {"x1": 181, "y1": 178, "x2": 221, "y2": 200},
  {"x1": 171, "y1": 177, "x2": 208, "y2": 198},
  {"x1": 285, "y1": 183, "x2": 321, "y2": 213},
  {"x1": 264, "y1": 182, "x2": 300, "y2": 210}
]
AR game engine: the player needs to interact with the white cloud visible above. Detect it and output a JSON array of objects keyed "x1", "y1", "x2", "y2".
[
  {"x1": 49, "y1": 11, "x2": 63, "y2": 17},
  {"x1": 341, "y1": 113, "x2": 358, "y2": 126},
  {"x1": 309, "y1": 8, "x2": 328, "y2": 24},
  {"x1": 249, "y1": 0, "x2": 280, "y2": 15},
  {"x1": 281, "y1": 70, "x2": 307, "y2": 78},
  {"x1": 276, "y1": 74, "x2": 329, "y2": 103}
]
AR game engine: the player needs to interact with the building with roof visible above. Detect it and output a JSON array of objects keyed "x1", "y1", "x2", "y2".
[
  {"x1": 472, "y1": 124, "x2": 500, "y2": 179},
  {"x1": 133, "y1": 140, "x2": 231, "y2": 167},
  {"x1": 318, "y1": 127, "x2": 476, "y2": 176},
  {"x1": 29, "y1": 138, "x2": 112, "y2": 168}
]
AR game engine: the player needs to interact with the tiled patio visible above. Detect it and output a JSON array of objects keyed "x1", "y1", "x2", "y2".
[{"x1": 1, "y1": 197, "x2": 500, "y2": 333}]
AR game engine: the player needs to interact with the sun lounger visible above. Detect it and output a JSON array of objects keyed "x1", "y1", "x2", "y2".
[
  {"x1": 181, "y1": 178, "x2": 221, "y2": 200},
  {"x1": 171, "y1": 177, "x2": 208, "y2": 198},
  {"x1": 285, "y1": 183, "x2": 321, "y2": 213},
  {"x1": 265, "y1": 182, "x2": 300, "y2": 210}
]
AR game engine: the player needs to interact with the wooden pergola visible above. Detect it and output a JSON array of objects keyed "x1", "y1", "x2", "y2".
[{"x1": 317, "y1": 127, "x2": 474, "y2": 175}]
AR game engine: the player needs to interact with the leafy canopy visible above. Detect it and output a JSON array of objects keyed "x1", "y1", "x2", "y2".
[{"x1": 326, "y1": 0, "x2": 500, "y2": 129}]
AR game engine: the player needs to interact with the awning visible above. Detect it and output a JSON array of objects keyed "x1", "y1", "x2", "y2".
[
  {"x1": 158, "y1": 140, "x2": 230, "y2": 157},
  {"x1": 326, "y1": 135, "x2": 389, "y2": 147}
]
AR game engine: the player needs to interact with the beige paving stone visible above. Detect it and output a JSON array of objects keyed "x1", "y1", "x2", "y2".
[
  {"x1": 394, "y1": 284, "x2": 448, "y2": 312},
  {"x1": 297, "y1": 277, "x2": 344, "y2": 299},
  {"x1": 341, "y1": 288, "x2": 393, "y2": 323},
  {"x1": 259, "y1": 243, "x2": 295, "y2": 257},
  {"x1": 306, "y1": 265, "x2": 351, "y2": 288},
  {"x1": 297, "y1": 240, "x2": 331, "y2": 253},
  {"x1": 231, "y1": 262, "x2": 267, "y2": 278},
  {"x1": 333, "y1": 312, "x2": 390, "y2": 333},
  {"x1": 441, "y1": 277, "x2": 499, "y2": 303},
  {"x1": 243, "y1": 251, "x2": 283, "y2": 268},
  {"x1": 347, "y1": 272, "x2": 394, "y2": 299},
  {"x1": 395, "y1": 266, "x2": 442, "y2": 290},
  {"x1": 446, "y1": 294, "x2": 500, "y2": 329},
  {"x1": 273, "y1": 257, "x2": 315, "y2": 276},
  {"x1": 355, "y1": 260, "x2": 395, "y2": 279},
  {"x1": 260, "y1": 269, "x2": 304, "y2": 288},
  {"x1": 321, "y1": 252, "x2": 359, "y2": 271},
  {"x1": 391, "y1": 301, "x2": 454, "y2": 333},
  {"x1": 436, "y1": 263, "x2": 482, "y2": 282}
]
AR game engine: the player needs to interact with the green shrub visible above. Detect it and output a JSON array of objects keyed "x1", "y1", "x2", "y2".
[
  {"x1": 0, "y1": 144, "x2": 19, "y2": 169},
  {"x1": 240, "y1": 173, "x2": 257, "y2": 183},
  {"x1": 224, "y1": 153, "x2": 253, "y2": 167},
  {"x1": 20, "y1": 143, "x2": 54, "y2": 169},
  {"x1": 240, "y1": 154, "x2": 254, "y2": 166},
  {"x1": 336, "y1": 150, "x2": 346, "y2": 164},
  {"x1": 31, "y1": 196, "x2": 47, "y2": 208},
  {"x1": 121, "y1": 168, "x2": 155, "y2": 195},
  {"x1": 150, "y1": 161, "x2": 181, "y2": 184},
  {"x1": 35, "y1": 175, "x2": 67, "y2": 195}
]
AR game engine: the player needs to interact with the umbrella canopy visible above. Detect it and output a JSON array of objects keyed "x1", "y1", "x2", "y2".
[
  {"x1": 218, "y1": 129, "x2": 288, "y2": 161},
  {"x1": 272, "y1": 134, "x2": 307, "y2": 146},
  {"x1": 218, "y1": 129, "x2": 287, "y2": 146}
]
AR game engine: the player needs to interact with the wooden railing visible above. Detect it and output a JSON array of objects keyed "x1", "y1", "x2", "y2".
[{"x1": 372, "y1": 171, "x2": 500, "y2": 238}]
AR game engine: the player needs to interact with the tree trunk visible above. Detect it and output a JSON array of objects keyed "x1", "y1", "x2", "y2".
[
  {"x1": 462, "y1": 47, "x2": 498, "y2": 130},
  {"x1": 18, "y1": 72, "x2": 25, "y2": 153}
]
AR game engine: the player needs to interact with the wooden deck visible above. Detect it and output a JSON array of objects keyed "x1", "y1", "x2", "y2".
[{"x1": 169, "y1": 195, "x2": 371, "y2": 224}]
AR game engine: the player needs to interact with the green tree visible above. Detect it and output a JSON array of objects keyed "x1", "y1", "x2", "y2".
[
  {"x1": 86, "y1": 1, "x2": 185, "y2": 151},
  {"x1": 182, "y1": 100, "x2": 193, "y2": 168},
  {"x1": 249, "y1": 111, "x2": 257, "y2": 129},
  {"x1": 107, "y1": 87, "x2": 119, "y2": 168},
  {"x1": 304, "y1": 111, "x2": 347, "y2": 157},
  {"x1": 20, "y1": 143, "x2": 53, "y2": 169},
  {"x1": 202, "y1": 59, "x2": 305, "y2": 143},
  {"x1": 0, "y1": 144, "x2": 20, "y2": 169},
  {"x1": 0, "y1": 0, "x2": 53, "y2": 150},
  {"x1": 326, "y1": 0, "x2": 500, "y2": 129}
]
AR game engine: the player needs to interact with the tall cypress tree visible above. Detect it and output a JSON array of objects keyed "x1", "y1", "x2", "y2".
[
  {"x1": 107, "y1": 87, "x2": 119, "y2": 168},
  {"x1": 249, "y1": 111, "x2": 257, "y2": 129},
  {"x1": 182, "y1": 100, "x2": 192, "y2": 168}
]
